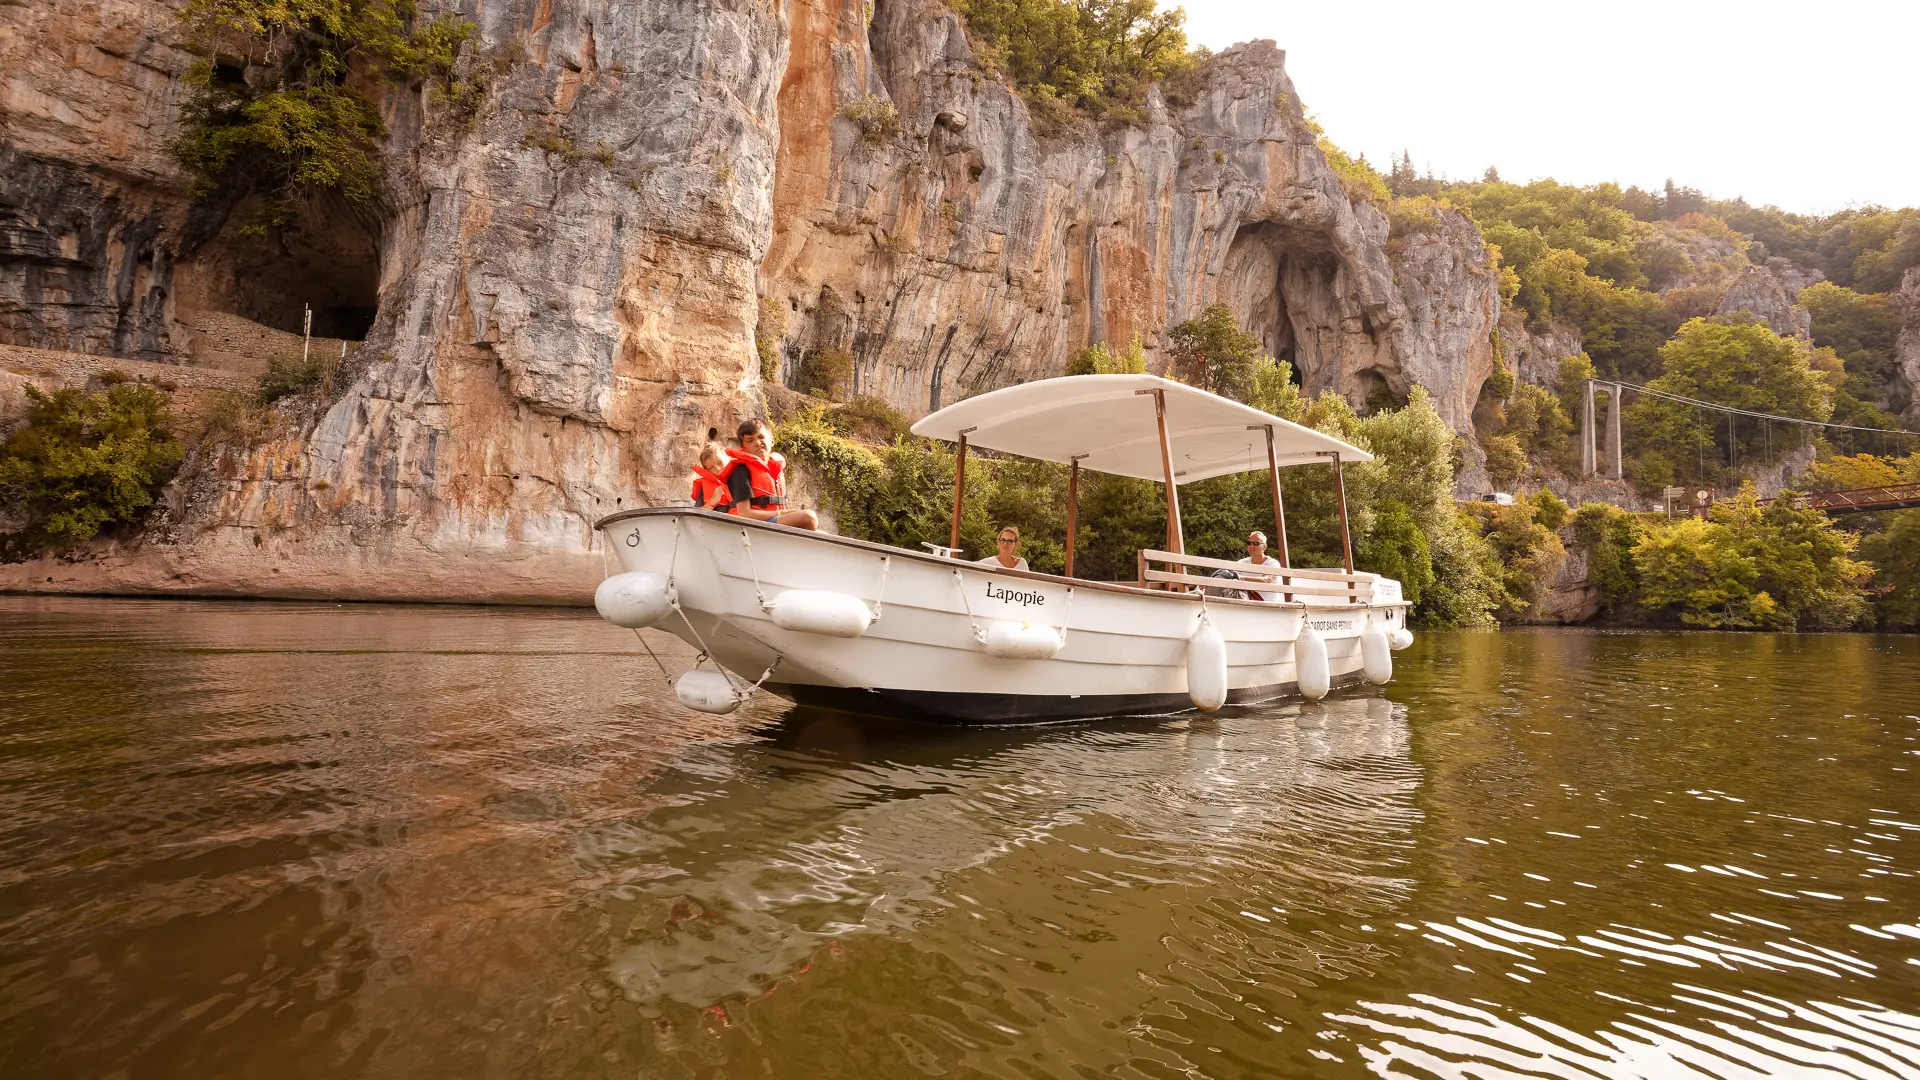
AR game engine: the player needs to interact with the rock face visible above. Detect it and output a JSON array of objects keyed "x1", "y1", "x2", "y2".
[
  {"x1": 1767, "y1": 256, "x2": 1825, "y2": 301},
  {"x1": 1, "y1": 0, "x2": 1500, "y2": 602},
  {"x1": 762, "y1": 2, "x2": 1498, "y2": 427},
  {"x1": 1501, "y1": 312, "x2": 1582, "y2": 390},
  {"x1": 1715, "y1": 265, "x2": 1811, "y2": 340}
]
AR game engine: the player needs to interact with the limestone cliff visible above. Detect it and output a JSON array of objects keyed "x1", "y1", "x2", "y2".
[
  {"x1": 1, "y1": 0, "x2": 1500, "y2": 602},
  {"x1": 761, "y1": 1, "x2": 1497, "y2": 429},
  {"x1": 1715, "y1": 264, "x2": 1811, "y2": 340}
]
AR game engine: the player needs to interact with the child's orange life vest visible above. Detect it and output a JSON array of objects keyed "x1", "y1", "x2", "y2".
[
  {"x1": 690, "y1": 465, "x2": 733, "y2": 511},
  {"x1": 718, "y1": 448, "x2": 787, "y2": 515}
]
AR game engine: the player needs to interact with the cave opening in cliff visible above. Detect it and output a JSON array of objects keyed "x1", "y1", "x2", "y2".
[
  {"x1": 1357, "y1": 369, "x2": 1406, "y2": 414},
  {"x1": 1219, "y1": 224, "x2": 1309, "y2": 387},
  {"x1": 178, "y1": 197, "x2": 381, "y2": 342}
]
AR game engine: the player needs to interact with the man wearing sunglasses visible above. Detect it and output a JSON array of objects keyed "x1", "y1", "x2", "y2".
[
  {"x1": 1234, "y1": 530, "x2": 1282, "y2": 601},
  {"x1": 975, "y1": 526, "x2": 1029, "y2": 571}
]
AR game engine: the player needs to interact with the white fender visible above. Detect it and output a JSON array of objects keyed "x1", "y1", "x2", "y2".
[
  {"x1": 980, "y1": 620, "x2": 1064, "y2": 659},
  {"x1": 595, "y1": 571, "x2": 673, "y2": 629},
  {"x1": 767, "y1": 590, "x2": 872, "y2": 638},
  {"x1": 1360, "y1": 615, "x2": 1393, "y2": 686},
  {"x1": 1295, "y1": 623, "x2": 1330, "y2": 701},
  {"x1": 1186, "y1": 616, "x2": 1228, "y2": 712},
  {"x1": 1390, "y1": 626, "x2": 1414, "y2": 651},
  {"x1": 675, "y1": 668, "x2": 741, "y2": 714}
]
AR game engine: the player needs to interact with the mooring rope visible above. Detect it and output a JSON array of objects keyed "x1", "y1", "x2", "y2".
[
  {"x1": 870, "y1": 555, "x2": 891, "y2": 622},
  {"x1": 952, "y1": 569, "x2": 989, "y2": 646},
  {"x1": 739, "y1": 528, "x2": 772, "y2": 611}
]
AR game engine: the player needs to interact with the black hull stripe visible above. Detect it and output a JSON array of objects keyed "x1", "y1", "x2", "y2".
[{"x1": 767, "y1": 674, "x2": 1368, "y2": 726}]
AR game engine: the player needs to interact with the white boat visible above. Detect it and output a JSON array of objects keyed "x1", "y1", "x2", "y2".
[{"x1": 593, "y1": 374, "x2": 1413, "y2": 724}]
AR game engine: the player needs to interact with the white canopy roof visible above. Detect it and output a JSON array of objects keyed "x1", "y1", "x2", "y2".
[{"x1": 909, "y1": 374, "x2": 1371, "y2": 484}]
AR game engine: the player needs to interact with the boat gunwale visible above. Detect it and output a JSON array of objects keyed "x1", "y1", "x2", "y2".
[{"x1": 593, "y1": 507, "x2": 1409, "y2": 611}]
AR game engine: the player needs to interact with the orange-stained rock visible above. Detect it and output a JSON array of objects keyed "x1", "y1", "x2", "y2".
[{"x1": 1, "y1": 0, "x2": 1504, "y2": 605}]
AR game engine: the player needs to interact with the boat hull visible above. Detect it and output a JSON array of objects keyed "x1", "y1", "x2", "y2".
[
  {"x1": 596, "y1": 509, "x2": 1407, "y2": 724},
  {"x1": 774, "y1": 674, "x2": 1366, "y2": 724}
]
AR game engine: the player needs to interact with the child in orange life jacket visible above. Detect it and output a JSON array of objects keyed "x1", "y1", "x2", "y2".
[
  {"x1": 720, "y1": 419, "x2": 820, "y2": 530},
  {"x1": 689, "y1": 437, "x2": 734, "y2": 512}
]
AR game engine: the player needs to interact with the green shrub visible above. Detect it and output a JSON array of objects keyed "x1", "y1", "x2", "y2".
[
  {"x1": 841, "y1": 96, "x2": 901, "y2": 143},
  {"x1": 837, "y1": 395, "x2": 912, "y2": 443},
  {"x1": 796, "y1": 347, "x2": 855, "y2": 401},
  {"x1": 0, "y1": 384, "x2": 184, "y2": 544},
  {"x1": 1387, "y1": 195, "x2": 1448, "y2": 239},
  {"x1": 260, "y1": 352, "x2": 331, "y2": 403},
  {"x1": 1064, "y1": 334, "x2": 1148, "y2": 376},
  {"x1": 1555, "y1": 353, "x2": 1596, "y2": 422},
  {"x1": 1529, "y1": 489, "x2": 1570, "y2": 531}
]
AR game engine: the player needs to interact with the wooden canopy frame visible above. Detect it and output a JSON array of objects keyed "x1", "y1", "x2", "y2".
[{"x1": 914, "y1": 374, "x2": 1366, "y2": 592}]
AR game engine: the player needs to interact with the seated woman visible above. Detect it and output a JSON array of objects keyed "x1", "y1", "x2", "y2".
[
  {"x1": 975, "y1": 525, "x2": 1029, "y2": 571},
  {"x1": 720, "y1": 419, "x2": 820, "y2": 530}
]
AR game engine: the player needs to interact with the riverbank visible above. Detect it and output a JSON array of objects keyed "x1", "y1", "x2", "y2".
[{"x1": 0, "y1": 540, "x2": 603, "y2": 607}]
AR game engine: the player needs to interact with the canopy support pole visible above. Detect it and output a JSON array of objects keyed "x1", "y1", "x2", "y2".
[
  {"x1": 1260, "y1": 425, "x2": 1292, "y2": 603},
  {"x1": 1147, "y1": 389, "x2": 1184, "y2": 557},
  {"x1": 1065, "y1": 455, "x2": 1085, "y2": 578},
  {"x1": 1322, "y1": 450, "x2": 1356, "y2": 603},
  {"x1": 948, "y1": 428, "x2": 973, "y2": 553}
]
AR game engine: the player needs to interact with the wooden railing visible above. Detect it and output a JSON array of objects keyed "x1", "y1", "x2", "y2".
[{"x1": 1136, "y1": 549, "x2": 1373, "y2": 603}]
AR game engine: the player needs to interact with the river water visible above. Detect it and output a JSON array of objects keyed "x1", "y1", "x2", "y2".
[{"x1": 1, "y1": 597, "x2": 1916, "y2": 1079}]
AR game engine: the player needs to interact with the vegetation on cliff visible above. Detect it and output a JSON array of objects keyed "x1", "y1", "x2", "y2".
[
  {"x1": 1392, "y1": 172, "x2": 1918, "y2": 430},
  {"x1": 1621, "y1": 317, "x2": 1838, "y2": 490},
  {"x1": 172, "y1": 0, "x2": 475, "y2": 229},
  {"x1": 0, "y1": 384, "x2": 183, "y2": 545},
  {"x1": 954, "y1": 0, "x2": 1199, "y2": 126}
]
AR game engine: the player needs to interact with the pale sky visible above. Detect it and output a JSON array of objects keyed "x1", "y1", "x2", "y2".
[{"x1": 1179, "y1": 0, "x2": 1919, "y2": 215}]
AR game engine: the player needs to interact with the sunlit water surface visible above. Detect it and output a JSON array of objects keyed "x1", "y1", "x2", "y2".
[{"x1": 1, "y1": 597, "x2": 1916, "y2": 1079}]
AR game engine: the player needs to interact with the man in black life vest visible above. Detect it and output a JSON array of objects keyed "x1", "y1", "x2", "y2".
[{"x1": 720, "y1": 419, "x2": 820, "y2": 530}]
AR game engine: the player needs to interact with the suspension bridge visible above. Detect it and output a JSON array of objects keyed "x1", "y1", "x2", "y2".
[{"x1": 1576, "y1": 379, "x2": 1920, "y2": 501}]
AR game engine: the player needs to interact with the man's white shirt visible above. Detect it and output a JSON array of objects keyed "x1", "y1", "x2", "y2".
[{"x1": 1235, "y1": 554, "x2": 1281, "y2": 599}]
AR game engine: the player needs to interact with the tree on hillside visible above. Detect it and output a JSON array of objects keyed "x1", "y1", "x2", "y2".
[
  {"x1": 1167, "y1": 303, "x2": 1260, "y2": 401},
  {"x1": 1621, "y1": 316, "x2": 1834, "y2": 489},
  {"x1": 1799, "y1": 281, "x2": 1907, "y2": 414}
]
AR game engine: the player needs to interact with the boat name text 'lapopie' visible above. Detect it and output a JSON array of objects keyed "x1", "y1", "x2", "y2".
[{"x1": 985, "y1": 582, "x2": 1046, "y2": 608}]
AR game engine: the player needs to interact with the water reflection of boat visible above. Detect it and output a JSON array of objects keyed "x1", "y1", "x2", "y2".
[
  {"x1": 584, "y1": 696, "x2": 1419, "y2": 1010},
  {"x1": 594, "y1": 376, "x2": 1413, "y2": 724}
]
